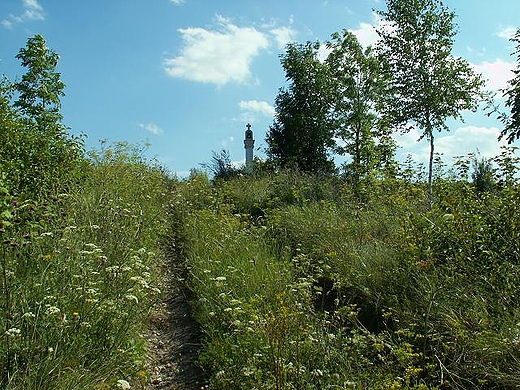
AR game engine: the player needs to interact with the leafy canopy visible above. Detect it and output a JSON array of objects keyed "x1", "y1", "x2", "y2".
[
  {"x1": 499, "y1": 28, "x2": 520, "y2": 144},
  {"x1": 377, "y1": 0, "x2": 484, "y2": 206},
  {"x1": 326, "y1": 30, "x2": 395, "y2": 180},
  {"x1": 266, "y1": 42, "x2": 336, "y2": 174},
  {"x1": 14, "y1": 34, "x2": 65, "y2": 134}
]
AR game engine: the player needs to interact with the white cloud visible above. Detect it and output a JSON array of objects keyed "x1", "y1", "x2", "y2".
[
  {"x1": 394, "y1": 125, "x2": 507, "y2": 166},
  {"x1": 349, "y1": 12, "x2": 387, "y2": 48},
  {"x1": 496, "y1": 26, "x2": 517, "y2": 40},
  {"x1": 238, "y1": 100, "x2": 275, "y2": 124},
  {"x1": 2, "y1": 0, "x2": 44, "y2": 29},
  {"x1": 239, "y1": 100, "x2": 275, "y2": 117},
  {"x1": 270, "y1": 26, "x2": 297, "y2": 49},
  {"x1": 436, "y1": 126, "x2": 506, "y2": 160},
  {"x1": 164, "y1": 15, "x2": 270, "y2": 86},
  {"x1": 170, "y1": 0, "x2": 185, "y2": 4},
  {"x1": 471, "y1": 59, "x2": 515, "y2": 92},
  {"x1": 220, "y1": 136, "x2": 234, "y2": 147},
  {"x1": 138, "y1": 122, "x2": 163, "y2": 135}
]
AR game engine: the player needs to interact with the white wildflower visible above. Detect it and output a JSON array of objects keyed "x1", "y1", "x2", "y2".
[
  {"x1": 45, "y1": 306, "x2": 61, "y2": 316},
  {"x1": 125, "y1": 294, "x2": 139, "y2": 304},
  {"x1": 5, "y1": 328, "x2": 21, "y2": 337},
  {"x1": 116, "y1": 379, "x2": 131, "y2": 389}
]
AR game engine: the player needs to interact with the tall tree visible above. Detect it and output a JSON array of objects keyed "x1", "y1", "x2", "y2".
[
  {"x1": 377, "y1": 0, "x2": 484, "y2": 208},
  {"x1": 498, "y1": 28, "x2": 520, "y2": 144},
  {"x1": 14, "y1": 34, "x2": 65, "y2": 134},
  {"x1": 5, "y1": 35, "x2": 84, "y2": 197},
  {"x1": 326, "y1": 30, "x2": 395, "y2": 183},
  {"x1": 266, "y1": 42, "x2": 336, "y2": 174}
]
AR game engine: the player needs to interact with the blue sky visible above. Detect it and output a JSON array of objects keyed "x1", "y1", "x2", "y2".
[{"x1": 1, "y1": 0, "x2": 518, "y2": 177}]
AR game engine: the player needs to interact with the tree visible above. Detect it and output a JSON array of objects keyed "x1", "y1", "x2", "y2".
[
  {"x1": 471, "y1": 155, "x2": 495, "y2": 194},
  {"x1": 202, "y1": 149, "x2": 240, "y2": 181},
  {"x1": 266, "y1": 42, "x2": 336, "y2": 174},
  {"x1": 377, "y1": 0, "x2": 484, "y2": 208},
  {"x1": 498, "y1": 28, "x2": 520, "y2": 144},
  {"x1": 326, "y1": 30, "x2": 395, "y2": 184},
  {"x1": 14, "y1": 34, "x2": 65, "y2": 134},
  {"x1": 2, "y1": 35, "x2": 84, "y2": 197}
]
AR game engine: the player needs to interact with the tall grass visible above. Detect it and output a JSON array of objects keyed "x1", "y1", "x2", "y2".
[
  {"x1": 0, "y1": 145, "x2": 171, "y2": 389},
  {"x1": 174, "y1": 160, "x2": 520, "y2": 389}
]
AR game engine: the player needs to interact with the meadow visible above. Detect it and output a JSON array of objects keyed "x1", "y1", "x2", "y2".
[
  {"x1": 173, "y1": 148, "x2": 520, "y2": 389},
  {"x1": 1, "y1": 143, "x2": 520, "y2": 389},
  {"x1": 1, "y1": 142, "x2": 171, "y2": 389}
]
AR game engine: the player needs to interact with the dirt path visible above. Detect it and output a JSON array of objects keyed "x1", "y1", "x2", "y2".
[{"x1": 145, "y1": 250, "x2": 207, "y2": 389}]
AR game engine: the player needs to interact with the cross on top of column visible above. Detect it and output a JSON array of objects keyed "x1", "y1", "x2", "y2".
[{"x1": 246, "y1": 123, "x2": 251, "y2": 131}]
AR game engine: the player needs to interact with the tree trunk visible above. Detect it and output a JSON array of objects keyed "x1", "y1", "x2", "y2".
[{"x1": 427, "y1": 131, "x2": 434, "y2": 210}]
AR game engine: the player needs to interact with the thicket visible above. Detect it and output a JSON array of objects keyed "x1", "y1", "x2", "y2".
[
  {"x1": 173, "y1": 148, "x2": 520, "y2": 389},
  {"x1": 1, "y1": 35, "x2": 173, "y2": 389},
  {"x1": 0, "y1": 141, "x2": 172, "y2": 389}
]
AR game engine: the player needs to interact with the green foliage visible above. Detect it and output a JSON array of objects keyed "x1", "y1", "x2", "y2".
[
  {"x1": 173, "y1": 151, "x2": 520, "y2": 389},
  {"x1": 266, "y1": 41, "x2": 336, "y2": 174},
  {"x1": 499, "y1": 28, "x2": 520, "y2": 144},
  {"x1": 377, "y1": 0, "x2": 484, "y2": 207},
  {"x1": 471, "y1": 155, "x2": 495, "y2": 193},
  {"x1": 202, "y1": 149, "x2": 241, "y2": 181},
  {"x1": 1, "y1": 35, "x2": 85, "y2": 199},
  {"x1": 326, "y1": 30, "x2": 396, "y2": 185},
  {"x1": 14, "y1": 34, "x2": 65, "y2": 133},
  {"x1": 0, "y1": 143, "x2": 171, "y2": 389}
]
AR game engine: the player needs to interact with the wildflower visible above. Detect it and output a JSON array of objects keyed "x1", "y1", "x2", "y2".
[
  {"x1": 22, "y1": 312, "x2": 35, "y2": 319},
  {"x1": 45, "y1": 306, "x2": 61, "y2": 316},
  {"x1": 5, "y1": 328, "x2": 21, "y2": 337},
  {"x1": 116, "y1": 379, "x2": 131, "y2": 389},
  {"x1": 73, "y1": 312, "x2": 80, "y2": 318},
  {"x1": 47, "y1": 347, "x2": 54, "y2": 353},
  {"x1": 125, "y1": 294, "x2": 139, "y2": 304},
  {"x1": 215, "y1": 276, "x2": 226, "y2": 282},
  {"x1": 44, "y1": 254, "x2": 52, "y2": 260}
]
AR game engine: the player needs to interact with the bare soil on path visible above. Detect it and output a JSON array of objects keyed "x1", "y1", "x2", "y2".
[{"x1": 145, "y1": 250, "x2": 207, "y2": 390}]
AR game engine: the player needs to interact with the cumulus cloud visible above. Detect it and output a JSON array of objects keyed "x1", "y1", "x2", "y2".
[
  {"x1": 170, "y1": 0, "x2": 185, "y2": 4},
  {"x1": 394, "y1": 125, "x2": 507, "y2": 166},
  {"x1": 138, "y1": 122, "x2": 163, "y2": 135},
  {"x1": 471, "y1": 59, "x2": 515, "y2": 92},
  {"x1": 270, "y1": 25, "x2": 297, "y2": 49},
  {"x1": 239, "y1": 100, "x2": 275, "y2": 117},
  {"x1": 496, "y1": 26, "x2": 517, "y2": 40},
  {"x1": 436, "y1": 126, "x2": 506, "y2": 160},
  {"x1": 1, "y1": 0, "x2": 44, "y2": 29},
  {"x1": 348, "y1": 12, "x2": 386, "y2": 48},
  {"x1": 238, "y1": 100, "x2": 275, "y2": 123},
  {"x1": 220, "y1": 136, "x2": 234, "y2": 147},
  {"x1": 164, "y1": 15, "x2": 270, "y2": 86}
]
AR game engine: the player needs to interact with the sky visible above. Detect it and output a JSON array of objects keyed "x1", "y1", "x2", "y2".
[{"x1": 0, "y1": 0, "x2": 518, "y2": 177}]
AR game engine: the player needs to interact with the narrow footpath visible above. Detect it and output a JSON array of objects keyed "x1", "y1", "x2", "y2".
[{"x1": 145, "y1": 246, "x2": 207, "y2": 390}]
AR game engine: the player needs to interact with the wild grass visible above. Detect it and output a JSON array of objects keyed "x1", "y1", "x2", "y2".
[
  {"x1": 0, "y1": 144, "x2": 171, "y2": 389},
  {"x1": 173, "y1": 154, "x2": 520, "y2": 389},
  {"x1": 2, "y1": 142, "x2": 518, "y2": 389}
]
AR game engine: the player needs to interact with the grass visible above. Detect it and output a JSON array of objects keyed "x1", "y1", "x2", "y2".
[
  {"x1": 1, "y1": 146, "x2": 519, "y2": 389},
  {"x1": 0, "y1": 146, "x2": 171, "y2": 389},
  {"x1": 172, "y1": 164, "x2": 520, "y2": 389}
]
